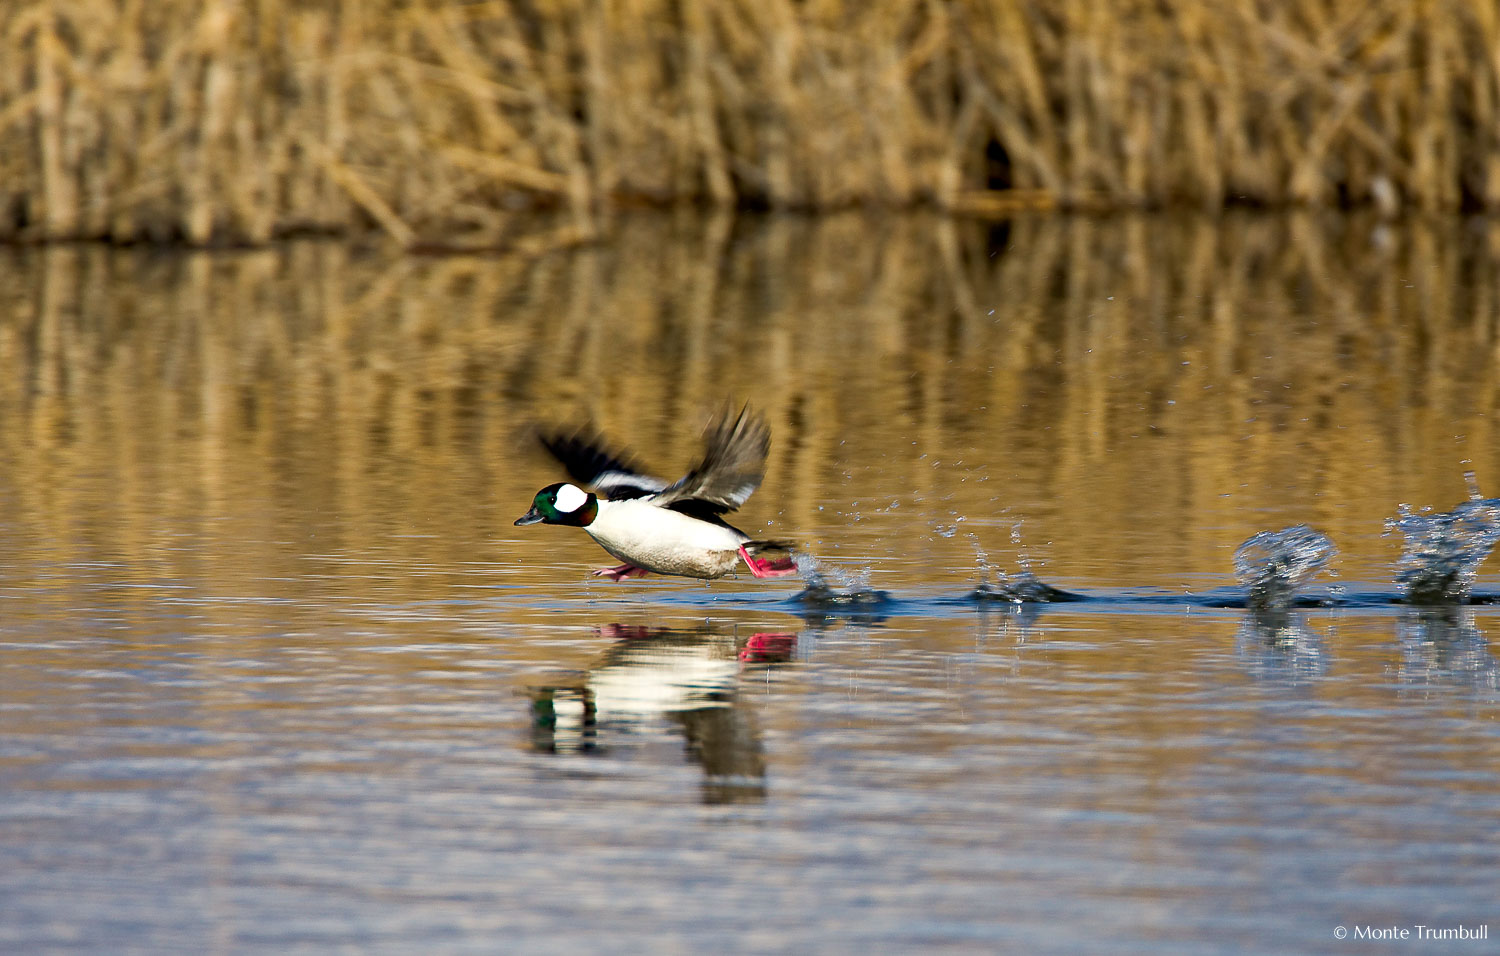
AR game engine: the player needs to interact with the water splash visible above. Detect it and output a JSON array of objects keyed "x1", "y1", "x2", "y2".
[
  {"x1": 1233, "y1": 525, "x2": 1337, "y2": 611},
  {"x1": 1384, "y1": 475, "x2": 1500, "y2": 605},
  {"x1": 968, "y1": 532, "x2": 993, "y2": 581},
  {"x1": 969, "y1": 571, "x2": 1078, "y2": 605},
  {"x1": 1009, "y1": 521, "x2": 1035, "y2": 577},
  {"x1": 788, "y1": 552, "x2": 890, "y2": 611},
  {"x1": 967, "y1": 522, "x2": 1078, "y2": 604}
]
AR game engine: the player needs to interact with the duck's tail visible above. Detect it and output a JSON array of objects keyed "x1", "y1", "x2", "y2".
[{"x1": 743, "y1": 538, "x2": 796, "y2": 556}]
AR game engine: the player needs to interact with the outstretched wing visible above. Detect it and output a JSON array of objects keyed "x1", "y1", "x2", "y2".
[
  {"x1": 538, "y1": 430, "x2": 666, "y2": 501},
  {"x1": 650, "y1": 405, "x2": 769, "y2": 516}
]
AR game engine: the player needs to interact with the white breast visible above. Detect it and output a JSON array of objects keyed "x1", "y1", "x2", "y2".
[{"x1": 586, "y1": 499, "x2": 747, "y2": 578}]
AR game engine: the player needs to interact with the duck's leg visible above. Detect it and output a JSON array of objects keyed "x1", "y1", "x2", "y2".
[
  {"x1": 593, "y1": 563, "x2": 651, "y2": 581},
  {"x1": 738, "y1": 546, "x2": 797, "y2": 578}
]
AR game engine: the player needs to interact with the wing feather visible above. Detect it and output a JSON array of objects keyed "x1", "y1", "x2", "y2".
[
  {"x1": 650, "y1": 405, "x2": 769, "y2": 515},
  {"x1": 537, "y1": 430, "x2": 666, "y2": 501}
]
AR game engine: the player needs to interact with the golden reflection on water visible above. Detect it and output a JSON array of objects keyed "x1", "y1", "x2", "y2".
[
  {"x1": 5, "y1": 212, "x2": 1499, "y2": 797},
  {"x1": 2, "y1": 212, "x2": 1499, "y2": 594}
]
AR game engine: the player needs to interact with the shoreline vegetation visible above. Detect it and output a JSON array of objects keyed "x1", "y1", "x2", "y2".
[{"x1": 3, "y1": 1, "x2": 1500, "y2": 247}]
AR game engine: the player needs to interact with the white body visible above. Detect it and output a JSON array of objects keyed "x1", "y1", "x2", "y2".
[{"x1": 586, "y1": 499, "x2": 748, "y2": 578}]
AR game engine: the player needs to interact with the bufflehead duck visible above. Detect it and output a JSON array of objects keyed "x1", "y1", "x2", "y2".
[{"x1": 515, "y1": 405, "x2": 797, "y2": 581}]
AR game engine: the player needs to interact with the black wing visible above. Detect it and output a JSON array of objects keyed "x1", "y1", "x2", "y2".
[
  {"x1": 538, "y1": 429, "x2": 666, "y2": 501},
  {"x1": 651, "y1": 405, "x2": 769, "y2": 515}
]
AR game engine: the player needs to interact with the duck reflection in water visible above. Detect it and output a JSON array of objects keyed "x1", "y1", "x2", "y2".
[{"x1": 526, "y1": 623, "x2": 801, "y2": 803}]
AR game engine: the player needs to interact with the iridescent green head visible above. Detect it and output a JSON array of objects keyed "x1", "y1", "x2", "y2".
[{"x1": 515, "y1": 482, "x2": 598, "y2": 527}]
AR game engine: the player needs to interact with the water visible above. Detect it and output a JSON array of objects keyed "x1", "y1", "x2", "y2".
[
  {"x1": 1233, "y1": 525, "x2": 1337, "y2": 610},
  {"x1": 1386, "y1": 476, "x2": 1500, "y2": 605},
  {"x1": 3, "y1": 213, "x2": 1500, "y2": 952}
]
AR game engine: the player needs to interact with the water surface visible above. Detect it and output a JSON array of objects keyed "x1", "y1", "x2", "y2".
[{"x1": 2, "y1": 213, "x2": 1499, "y2": 952}]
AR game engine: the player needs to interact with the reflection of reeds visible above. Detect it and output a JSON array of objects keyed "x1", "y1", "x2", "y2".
[
  {"x1": 3, "y1": 2, "x2": 1499, "y2": 244},
  {"x1": 2, "y1": 212, "x2": 1499, "y2": 589}
]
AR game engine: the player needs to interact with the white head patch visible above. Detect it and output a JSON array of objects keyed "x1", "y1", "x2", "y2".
[{"x1": 553, "y1": 483, "x2": 588, "y2": 514}]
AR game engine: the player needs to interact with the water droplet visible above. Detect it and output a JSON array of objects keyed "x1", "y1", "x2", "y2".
[
  {"x1": 1233, "y1": 525, "x2": 1337, "y2": 611},
  {"x1": 1385, "y1": 491, "x2": 1500, "y2": 604}
]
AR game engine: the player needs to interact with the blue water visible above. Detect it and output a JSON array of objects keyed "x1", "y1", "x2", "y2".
[{"x1": 4, "y1": 577, "x2": 1499, "y2": 954}]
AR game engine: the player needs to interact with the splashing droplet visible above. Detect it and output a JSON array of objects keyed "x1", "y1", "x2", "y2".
[
  {"x1": 963, "y1": 532, "x2": 996, "y2": 586},
  {"x1": 1233, "y1": 525, "x2": 1337, "y2": 610},
  {"x1": 1384, "y1": 488, "x2": 1500, "y2": 605},
  {"x1": 789, "y1": 552, "x2": 888, "y2": 610},
  {"x1": 970, "y1": 570, "x2": 1076, "y2": 605},
  {"x1": 1009, "y1": 520, "x2": 1039, "y2": 577}
]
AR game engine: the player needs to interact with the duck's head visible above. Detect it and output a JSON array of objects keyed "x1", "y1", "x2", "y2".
[{"x1": 515, "y1": 482, "x2": 598, "y2": 527}]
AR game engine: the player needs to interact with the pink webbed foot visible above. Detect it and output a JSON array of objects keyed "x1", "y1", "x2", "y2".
[
  {"x1": 593, "y1": 563, "x2": 651, "y2": 581},
  {"x1": 737, "y1": 546, "x2": 798, "y2": 579}
]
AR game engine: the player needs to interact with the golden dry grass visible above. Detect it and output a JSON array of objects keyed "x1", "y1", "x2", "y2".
[{"x1": 3, "y1": 1, "x2": 1499, "y2": 245}]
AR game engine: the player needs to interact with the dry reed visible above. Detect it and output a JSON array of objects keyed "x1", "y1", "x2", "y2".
[{"x1": 3, "y1": 1, "x2": 1499, "y2": 245}]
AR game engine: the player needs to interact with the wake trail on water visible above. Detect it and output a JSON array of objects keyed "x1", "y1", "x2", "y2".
[{"x1": 772, "y1": 477, "x2": 1500, "y2": 617}]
